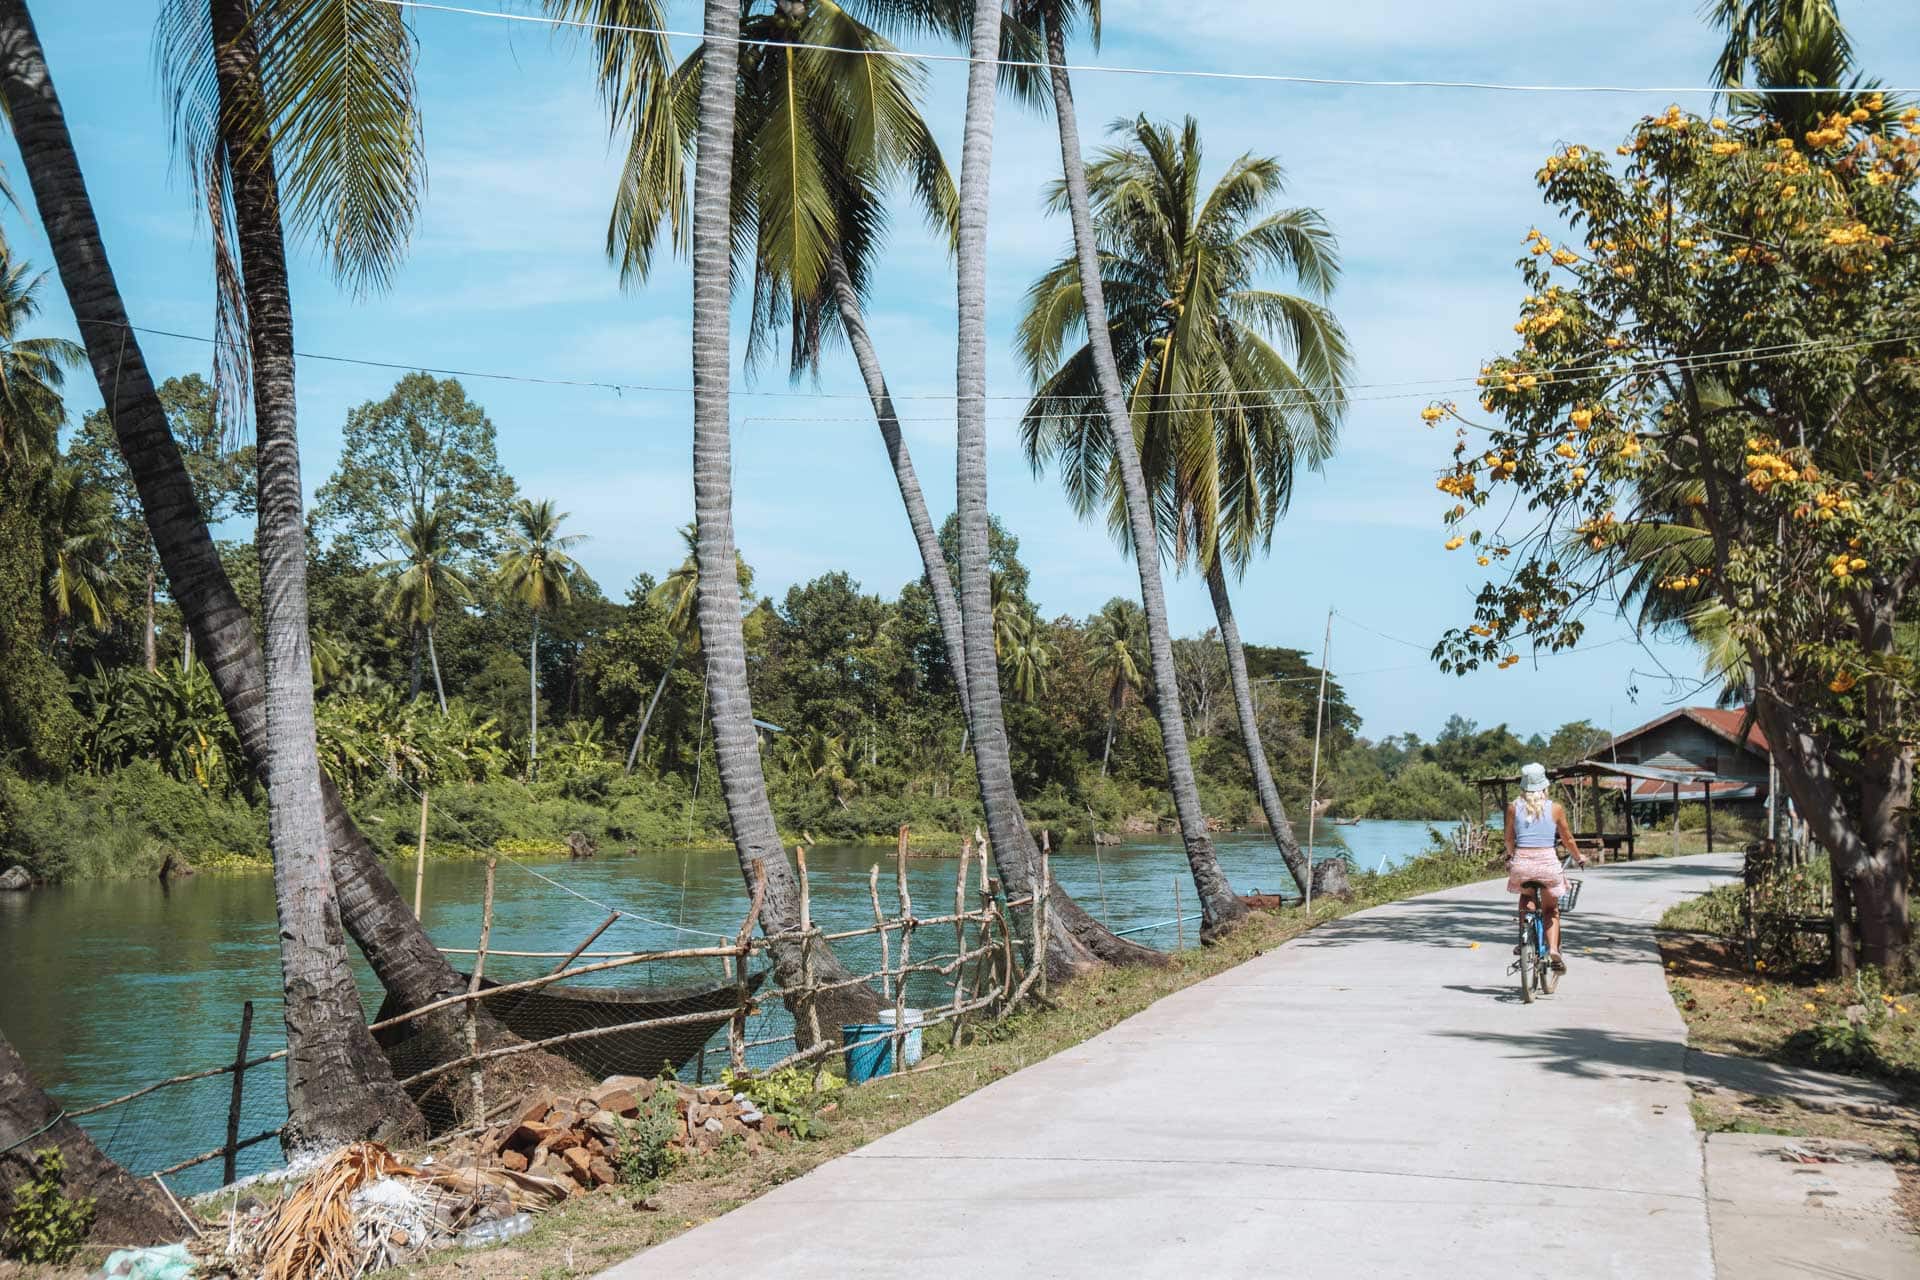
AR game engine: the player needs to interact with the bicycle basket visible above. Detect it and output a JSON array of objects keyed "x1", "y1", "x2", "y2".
[{"x1": 1560, "y1": 877, "x2": 1584, "y2": 914}]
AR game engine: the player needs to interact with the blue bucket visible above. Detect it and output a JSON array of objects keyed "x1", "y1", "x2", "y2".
[{"x1": 841, "y1": 1023, "x2": 894, "y2": 1083}]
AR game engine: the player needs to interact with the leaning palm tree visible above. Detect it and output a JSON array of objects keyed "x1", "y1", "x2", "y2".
[
  {"x1": 0, "y1": 0, "x2": 529, "y2": 1116},
  {"x1": 496, "y1": 498, "x2": 583, "y2": 777},
  {"x1": 1008, "y1": 6, "x2": 1246, "y2": 934},
  {"x1": 1019, "y1": 115, "x2": 1351, "y2": 899},
  {"x1": 1087, "y1": 597, "x2": 1144, "y2": 775},
  {"x1": 154, "y1": 0, "x2": 429, "y2": 1141},
  {"x1": 377, "y1": 503, "x2": 472, "y2": 713}
]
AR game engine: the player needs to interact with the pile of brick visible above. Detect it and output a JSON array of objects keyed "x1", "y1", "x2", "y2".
[{"x1": 464, "y1": 1076, "x2": 781, "y2": 1194}]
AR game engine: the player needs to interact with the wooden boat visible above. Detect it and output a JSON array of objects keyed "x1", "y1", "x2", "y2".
[
  {"x1": 1331, "y1": 817, "x2": 1361, "y2": 826},
  {"x1": 374, "y1": 968, "x2": 767, "y2": 1088}
]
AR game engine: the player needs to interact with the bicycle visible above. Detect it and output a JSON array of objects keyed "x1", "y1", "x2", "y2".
[{"x1": 1514, "y1": 859, "x2": 1583, "y2": 1003}]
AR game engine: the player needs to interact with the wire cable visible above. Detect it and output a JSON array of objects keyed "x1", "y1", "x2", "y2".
[{"x1": 374, "y1": 0, "x2": 1920, "y2": 97}]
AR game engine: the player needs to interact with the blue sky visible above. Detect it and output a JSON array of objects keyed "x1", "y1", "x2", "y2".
[{"x1": 10, "y1": 1, "x2": 1918, "y2": 743}]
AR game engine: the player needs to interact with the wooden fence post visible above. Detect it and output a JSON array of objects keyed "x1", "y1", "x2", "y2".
[
  {"x1": 222, "y1": 1000, "x2": 254, "y2": 1186},
  {"x1": 893, "y1": 825, "x2": 913, "y2": 1074},
  {"x1": 869, "y1": 864, "x2": 892, "y2": 1002},
  {"x1": 796, "y1": 844, "x2": 824, "y2": 1057},
  {"x1": 731, "y1": 861, "x2": 767, "y2": 1072},
  {"x1": 466, "y1": 857, "x2": 496, "y2": 1120},
  {"x1": 413, "y1": 789, "x2": 429, "y2": 918}
]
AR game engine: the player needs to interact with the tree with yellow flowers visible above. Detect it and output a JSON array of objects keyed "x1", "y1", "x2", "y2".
[{"x1": 1426, "y1": 95, "x2": 1920, "y2": 970}]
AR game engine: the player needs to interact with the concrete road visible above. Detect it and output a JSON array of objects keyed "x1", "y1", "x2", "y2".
[{"x1": 599, "y1": 854, "x2": 1742, "y2": 1280}]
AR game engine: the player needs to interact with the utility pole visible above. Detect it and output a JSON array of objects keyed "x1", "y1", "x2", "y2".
[{"x1": 1305, "y1": 608, "x2": 1333, "y2": 913}]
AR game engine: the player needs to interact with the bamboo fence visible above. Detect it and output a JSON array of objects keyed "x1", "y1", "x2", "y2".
[{"x1": 61, "y1": 832, "x2": 1051, "y2": 1191}]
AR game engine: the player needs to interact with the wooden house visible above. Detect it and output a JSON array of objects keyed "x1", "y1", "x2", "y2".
[{"x1": 1604, "y1": 707, "x2": 1771, "y2": 820}]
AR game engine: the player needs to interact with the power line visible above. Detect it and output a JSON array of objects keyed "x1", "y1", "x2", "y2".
[
  {"x1": 376, "y1": 0, "x2": 1919, "y2": 97},
  {"x1": 97, "y1": 319, "x2": 1919, "y2": 418}
]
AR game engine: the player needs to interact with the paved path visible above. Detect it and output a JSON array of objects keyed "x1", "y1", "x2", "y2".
[{"x1": 601, "y1": 855, "x2": 1743, "y2": 1279}]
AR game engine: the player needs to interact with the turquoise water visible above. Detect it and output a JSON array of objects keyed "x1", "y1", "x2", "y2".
[{"x1": 0, "y1": 819, "x2": 1450, "y2": 1191}]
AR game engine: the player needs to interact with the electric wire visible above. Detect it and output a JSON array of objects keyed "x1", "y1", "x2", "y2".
[{"x1": 373, "y1": 0, "x2": 1920, "y2": 97}]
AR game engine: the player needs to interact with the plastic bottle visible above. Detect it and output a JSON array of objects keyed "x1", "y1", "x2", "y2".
[{"x1": 457, "y1": 1211, "x2": 533, "y2": 1248}]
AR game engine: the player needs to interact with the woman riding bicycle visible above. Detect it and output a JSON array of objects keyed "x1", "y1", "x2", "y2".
[{"x1": 1506, "y1": 762, "x2": 1586, "y2": 972}]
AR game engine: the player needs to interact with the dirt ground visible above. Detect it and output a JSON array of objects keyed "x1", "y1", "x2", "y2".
[{"x1": 1659, "y1": 931, "x2": 1920, "y2": 1236}]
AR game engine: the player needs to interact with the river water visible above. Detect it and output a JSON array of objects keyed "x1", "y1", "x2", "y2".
[{"x1": 0, "y1": 820, "x2": 1449, "y2": 1191}]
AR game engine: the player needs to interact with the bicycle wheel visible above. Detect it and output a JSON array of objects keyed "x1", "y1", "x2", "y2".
[
  {"x1": 1539, "y1": 940, "x2": 1559, "y2": 996},
  {"x1": 1518, "y1": 913, "x2": 1536, "y2": 1004}
]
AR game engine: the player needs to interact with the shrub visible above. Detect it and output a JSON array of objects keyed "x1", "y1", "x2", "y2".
[
  {"x1": 612, "y1": 1087, "x2": 683, "y2": 1188},
  {"x1": 2, "y1": 1148, "x2": 96, "y2": 1265}
]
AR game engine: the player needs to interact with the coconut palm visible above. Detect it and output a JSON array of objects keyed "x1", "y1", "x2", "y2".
[
  {"x1": 377, "y1": 503, "x2": 472, "y2": 713},
  {"x1": 1087, "y1": 597, "x2": 1144, "y2": 775},
  {"x1": 496, "y1": 498, "x2": 583, "y2": 777},
  {"x1": 151, "y1": 0, "x2": 434, "y2": 1142},
  {"x1": 2, "y1": 0, "x2": 510, "y2": 1123},
  {"x1": 1705, "y1": 0, "x2": 1883, "y2": 133},
  {"x1": 1021, "y1": 116, "x2": 1351, "y2": 898},
  {"x1": 0, "y1": 252, "x2": 81, "y2": 466},
  {"x1": 625, "y1": 521, "x2": 750, "y2": 773},
  {"x1": 1005, "y1": 7, "x2": 1247, "y2": 933},
  {"x1": 39, "y1": 460, "x2": 121, "y2": 638}
]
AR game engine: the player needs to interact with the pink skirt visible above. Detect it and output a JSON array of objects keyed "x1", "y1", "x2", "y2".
[{"x1": 1507, "y1": 848, "x2": 1567, "y2": 897}]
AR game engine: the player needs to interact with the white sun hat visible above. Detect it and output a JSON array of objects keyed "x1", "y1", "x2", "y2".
[{"x1": 1520, "y1": 762, "x2": 1550, "y2": 793}]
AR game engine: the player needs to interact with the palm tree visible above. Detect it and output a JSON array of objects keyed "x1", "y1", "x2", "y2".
[
  {"x1": 1004, "y1": 8, "x2": 1247, "y2": 934},
  {"x1": 378, "y1": 503, "x2": 472, "y2": 713},
  {"x1": 155, "y1": 0, "x2": 430, "y2": 1141},
  {"x1": 1087, "y1": 597, "x2": 1144, "y2": 775},
  {"x1": 0, "y1": 0, "x2": 517, "y2": 1101},
  {"x1": 944, "y1": 0, "x2": 1160, "y2": 972},
  {"x1": 39, "y1": 460, "x2": 120, "y2": 639},
  {"x1": 496, "y1": 498, "x2": 583, "y2": 777},
  {"x1": 1019, "y1": 115, "x2": 1351, "y2": 899},
  {"x1": 0, "y1": 252, "x2": 82, "y2": 466},
  {"x1": 1705, "y1": 0, "x2": 1879, "y2": 133},
  {"x1": 625, "y1": 521, "x2": 750, "y2": 773}
]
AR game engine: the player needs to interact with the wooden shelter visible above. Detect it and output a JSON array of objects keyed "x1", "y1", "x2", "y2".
[{"x1": 1474, "y1": 757, "x2": 1733, "y2": 862}]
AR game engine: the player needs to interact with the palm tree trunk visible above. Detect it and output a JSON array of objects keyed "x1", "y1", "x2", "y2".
[
  {"x1": 692, "y1": 0, "x2": 879, "y2": 1035},
  {"x1": 528, "y1": 611, "x2": 540, "y2": 776},
  {"x1": 1205, "y1": 556, "x2": 1309, "y2": 896},
  {"x1": 409, "y1": 622, "x2": 423, "y2": 700},
  {"x1": 0, "y1": 1028, "x2": 177, "y2": 1249},
  {"x1": 825, "y1": 246, "x2": 969, "y2": 721},
  {"x1": 427, "y1": 622, "x2": 447, "y2": 714},
  {"x1": 953, "y1": 0, "x2": 1159, "y2": 975},
  {"x1": 1042, "y1": 13, "x2": 1246, "y2": 936},
  {"x1": 1100, "y1": 698, "x2": 1116, "y2": 776},
  {"x1": 210, "y1": 0, "x2": 419, "y2": 1144},
  {"x1": 626, "y1": 631, "x2": 684, "y2": 775},
  {"x1": 0, "y1": 0, "x2": 522, "y2": 1081},
  {"x1": 143, "y1": 562, "x2": 157, "y2": 671}
]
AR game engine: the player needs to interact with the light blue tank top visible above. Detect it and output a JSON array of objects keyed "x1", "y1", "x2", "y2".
[{"x1": 1512, "y1": 797, "x2": 1557, "y2": 848}]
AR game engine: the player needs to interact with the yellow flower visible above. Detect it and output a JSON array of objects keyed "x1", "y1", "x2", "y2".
[
  {"x1": 1743, "y1": 985, "x2": 1756, "y2": 994},
  {"x1": 1711, "y1": 141, "x2": 1741, "y2": 156},
  {"x1": 1803, "y1": 1002, "x2": 1817, "y2": 1012},
  {"x1": 1849, "y1": 557, "x2": 1867, "y2": 571},
  {"x1": 1477, "y1": 556, "x2": 1490, "y2": 566},
  {"x1": 1815, "y1": 985, "x2": 1827, "y2": 994},
  {"x1": 1754, "y1": 995, "x2": 1768, "y2": 1006},
  {"x1": 1882, "y1": 994, "x2": 1894, "y2": 1004},
  {"x1": 1555, "y1": 442, "x2": 1578, "y2": 459},
  {"x1": 1552, "y1": 249, "x2": 1579, "y2": 266},
  {"x1": 1570, "y1": 408, "x2": 1594, "y2": 430},
  {"x1": 1421, "y1": 405, "x2": 1445, "y2": 423},
  {"x1": 1571, "y1": 467, "x2": 1588, "y2": 483},
  {"x1": 1899, "y1": 1005, "x2": 1910, "y2": 1015},
  {"x1": 1445, "y1": 536, "x2": 1465, "y2": 551},
  {"x1": 1830, "y1": 671, "x2": 1857, "y2": 694},
  {"x1": 1755, "y1": 960, "x2": 1767, "y2": 972}
]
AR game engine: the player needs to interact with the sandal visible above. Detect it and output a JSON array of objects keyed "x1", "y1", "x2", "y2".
[{"x1": 1549, "y1": 953, "x2": 1567, "y2": 973}]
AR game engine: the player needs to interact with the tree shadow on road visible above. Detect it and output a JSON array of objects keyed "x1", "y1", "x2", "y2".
[
  {"x1": 1293, "y1": 896, "x2": 1658, "y2": 967},
  {"x1": 1436, "y1": 1024, "x2": 1687, "y2": 1086}
]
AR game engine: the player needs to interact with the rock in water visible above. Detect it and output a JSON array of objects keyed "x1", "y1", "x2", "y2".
[
  {"x1": 0, "y1": 865, "x2": 29, "y2": 892},
  {"x1": 1310, "y1": 858, "x2": 1353, "y2": 901}
]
